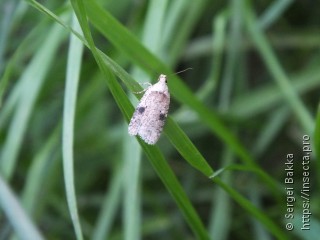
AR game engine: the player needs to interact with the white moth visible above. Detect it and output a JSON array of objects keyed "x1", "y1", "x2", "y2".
[{"x1": 128, "y1": 74, "x2": 170, "y2": 145}]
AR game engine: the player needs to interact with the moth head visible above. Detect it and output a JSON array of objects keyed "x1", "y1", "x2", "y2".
[
  {"x1": 150, "y1": 74, "x2": 168, "y2": 93},
  {"x1": 159, "y1": 74, "x2": 167, "y2": 83}
]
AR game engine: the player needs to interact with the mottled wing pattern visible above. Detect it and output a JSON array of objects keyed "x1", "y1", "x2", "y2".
[
  {"x1": 128, "y1": 95, "x2": 147, "y2": 136},
  {"x1": 137, "y1": 92, "x2": 170, "y2": 144},
  {"x1": 128, "y1": 91, "x2": 170, "y2": 144}
]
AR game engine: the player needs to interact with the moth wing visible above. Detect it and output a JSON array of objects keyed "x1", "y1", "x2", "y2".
[
  {"x1": 137, "y1": 92, "x2": 170, "y2": 144},
  {"x1": 128, "y1": 104, "x2": 145, "y2": 136}
]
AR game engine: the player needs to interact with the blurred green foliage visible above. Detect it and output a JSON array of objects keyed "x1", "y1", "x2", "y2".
[{"x1": 0, "y1": 0, "x2": 319, "y2": 239}]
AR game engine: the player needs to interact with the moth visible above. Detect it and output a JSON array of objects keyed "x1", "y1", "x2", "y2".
[{"x1": 128, "y1": 74, "x2": 170, "y2": 145}]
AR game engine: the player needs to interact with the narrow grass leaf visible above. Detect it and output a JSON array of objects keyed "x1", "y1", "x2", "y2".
[
  {"x1": 164, "y1": 0, "x2": 209, "y2": 66},
  {"x1": 138, "y1": 140, "x2": 210, "y2": 240},
  {"x1": 123, "y1": 131, "x2": 141, "y2": 240},
  {"x1": 243, "y1": 0, "x2": 314, "y2": 134},
  {"x1": 165, "y1": 118, "x2": 214, "y2": 176},
  {"x1": 62, "y1": 13, "x2": 84, "y2": 240},
  {"x1": 21, "y1": 127, "x2": 60, "y2": 215},
  {"x1": 252, "y1": 107, "x2": 290, "y2": 157},
  {"x1": 209, "y1": 149, "x2": 234, "y2": 240},
  {"x1": 0, "y1": 0, "x2": 18, "y2": 99},
  {"x1": 259, "y1": 0, "x2": 294, "y2": 30},
  {"x1": 0, "y1": 19, "x2": 67, "y2": 180},
  {"x1": 0, "y1": 176, "x2": 44, "y2": 240},
  {"x1": 92, "y1": 166, "x2": 123, "y2": 240},
  {"x1": 213, "y1": 177, "x2": 287, "y2": 240},
  {"x1": 142, "y1": 0, "x2": 168, "y2": 54},
  {"x1": 229, "y1": 66, "x2": 320, "y2": 119},
  {"x1": 0, "y1": 19, "x2": 47, "y2": 120},
  {"x1": 219, "y1": 0, "x2": 242, "y2": 111}
]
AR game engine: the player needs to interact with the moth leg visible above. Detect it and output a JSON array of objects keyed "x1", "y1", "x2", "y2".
[
  {"x1": 133, "y1": 82, "x2": 152, "y2": 94},
  {"x1": 139, "y1": 82, "x2": 152, "y2": 87}
]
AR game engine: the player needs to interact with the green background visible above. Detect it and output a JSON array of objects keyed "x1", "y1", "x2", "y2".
[{"x1": 0, "y1": 0, "x2": 319, "y2": 239}]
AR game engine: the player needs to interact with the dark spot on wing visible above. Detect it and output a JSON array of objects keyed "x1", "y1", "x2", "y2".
[
  {"x1": 159, "y1": 113, "x2": 166, "y2": 121},
  {"x1": 138, "y1": 107, "x2": 145, "y2": 114}
]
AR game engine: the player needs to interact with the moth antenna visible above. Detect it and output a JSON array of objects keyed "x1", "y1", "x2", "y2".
[{"x1": 172, "y1": 68, "x2": 193, "y2": 76}]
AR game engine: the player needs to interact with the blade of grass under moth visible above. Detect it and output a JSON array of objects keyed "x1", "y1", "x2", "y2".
[
  {"x1": 164, "y1": 118, "x2": 214, "y2": 176},
  {"x1": 136, "y1": 139, "x2": 210, "y2": 240}
]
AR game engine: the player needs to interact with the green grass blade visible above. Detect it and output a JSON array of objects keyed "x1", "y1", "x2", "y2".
[
  {"x1": 209, "y1": 149, "x2": 233, "y2": 240},
  {"x1": 123, "y1": 132, "x2": 141, "y2": 240},
  {"x1": 219, "y1": 0, "x2": 242, "y2": 110},
  {"x1": 92, "y1": 166, "x2": 123, "y2": 240},
  {"x1": 142, "y1": 0, "x2": 168, "y2": 54},
  {"x1": 138, "y1": 141, "x2": 210, "y2": 240},
  {"x1": 0, "y1": 18, "x2": 67, "y2": 180},
  {"x1": 259, "y1": 0, "x2": 294, "y2": 29},
  {"x1": 165, "y1": 118, "x2": 214, "y2": 176},
  {"x1": 0, "y1": 0, "x2": 18, "y2": 96},
  {"x1": 0, "y1": 176, "x2": 44, "y2": 240},
  {"x1": 0, "y1": 18, "x2": 46, "y2": 118},
  {"x1": 252, "y1": 106, "x2": 290, "y2": 157},
  {"x1": 243, "y1": 0, "x2": 314, "y2": 134},
  {"x1": 62, "y1": 13, "x2": 84, "y2": 240},
  {"x1": 164, "y1": 0, "x2": 208, "y2": 66},
  {"x1": 213, "y1": 177, "x2": 287, "y2": 240},
  {"x1": 21, "y1": 127, "x2": 60, "y2": 215},
  {"x1": 228, "y1": 67, "x2": 320, "y2": 119}
]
